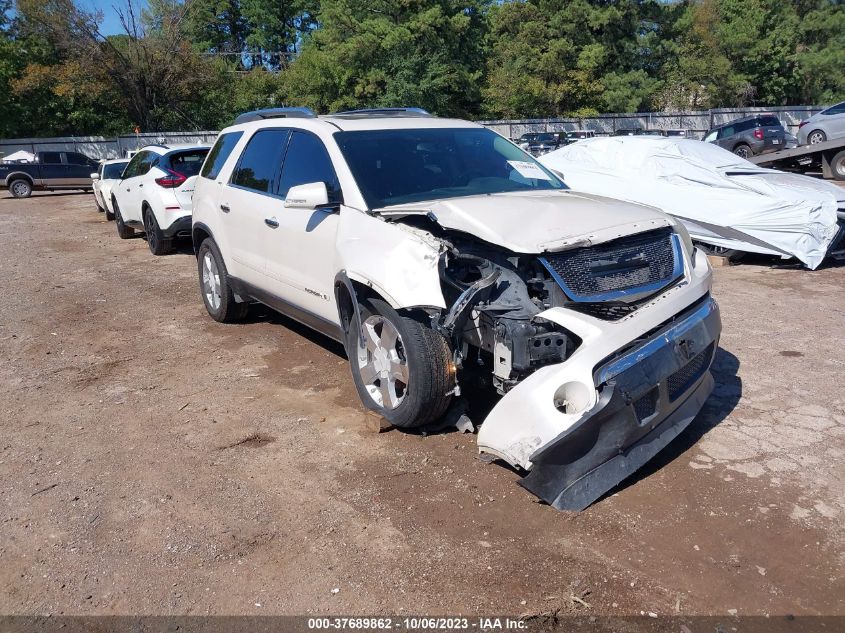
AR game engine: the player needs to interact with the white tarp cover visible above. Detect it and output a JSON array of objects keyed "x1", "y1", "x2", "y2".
[
  {"x1": 539, "y1": 137, "x2": 844, "y2": 269},
  {"x1": 1, "y1": 150, "x2": 35, "y2": 163}
]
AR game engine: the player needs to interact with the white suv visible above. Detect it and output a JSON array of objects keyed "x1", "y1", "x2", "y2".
[
  {"x1": 111, "y1": 144, "x2": 210, "y2": 255},
  {"x1": 192, "y1": 107, "x2": 721, "y2": 510}
]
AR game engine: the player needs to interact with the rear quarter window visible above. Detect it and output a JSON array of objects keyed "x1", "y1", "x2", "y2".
[{"x1": 201, "y1": 132, "x2": 244, "y2": 180}]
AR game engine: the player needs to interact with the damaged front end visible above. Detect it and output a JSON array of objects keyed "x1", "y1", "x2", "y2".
[{"x1": 428, "y1": 223, "x2": 720, "y2": 510}]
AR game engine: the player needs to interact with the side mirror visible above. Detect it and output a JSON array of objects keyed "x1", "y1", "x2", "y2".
[
  {"x1": 90, "y1": 172, "x2": 100, "y2": 180},
  {"x1": 284, "y1": 182, "x2": 330, "y2": 210}
]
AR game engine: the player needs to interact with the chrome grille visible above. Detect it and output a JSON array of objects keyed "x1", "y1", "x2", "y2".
[
  {"x1": 668, "y1": 342, "x2": 715, "y2": 401},
  {"x1": 541, "y1": 228, "x2": 681, "y2": 302}
]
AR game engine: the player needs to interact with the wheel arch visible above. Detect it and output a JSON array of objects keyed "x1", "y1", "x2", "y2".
[
  {"x1": 5, "y1": 172, "x2": 34, "y2": 187},
  {"x1": 192, "y1": 222, "x2": 214, "y2": 256}
]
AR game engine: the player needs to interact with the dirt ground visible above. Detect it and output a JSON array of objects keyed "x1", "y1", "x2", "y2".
[{"x1": 0, "y1": 190, "x2": 843, "y2": 619}]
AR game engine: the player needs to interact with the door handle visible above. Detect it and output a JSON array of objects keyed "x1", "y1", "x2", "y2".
[
  {"x1": 264, "y1": 217, "x2": 279, "y2": 228},
  {"x1": 139, "y1": 183, "x2": 143, "y2": 188},
  {"x1": 220, "y1": 204, "x2": 230, "y2": 213}
]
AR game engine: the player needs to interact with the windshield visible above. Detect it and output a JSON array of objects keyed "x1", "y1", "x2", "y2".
[
  {"x1": 103, "y1": 162, "x2": 128, "y2": 179},
  {"x1": 535, "y1": 133, "x2": 555, "y2": 142},
  {"x1": 334, "y1": 128, "x2": 565, "y2": 209}
]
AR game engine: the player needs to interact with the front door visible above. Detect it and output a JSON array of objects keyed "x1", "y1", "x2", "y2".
[{"x1": 264, "y1": 130, "x2": 343, "y2": 323}]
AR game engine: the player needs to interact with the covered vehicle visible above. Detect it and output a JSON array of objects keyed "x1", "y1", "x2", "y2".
[{"x1": 540, "y1": 136, "x2": 844, "y2": 269}]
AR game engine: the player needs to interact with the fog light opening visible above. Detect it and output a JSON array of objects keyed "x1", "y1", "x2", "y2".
[{"x1": 553, "y1": 381, "x2": 592, "y2": 415}]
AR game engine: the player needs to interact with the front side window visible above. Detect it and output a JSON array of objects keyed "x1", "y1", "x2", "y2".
[
  {"x1": 231, "y1": 129, "x2": 289, "y2": 194},
  {"x1": 201, "y1": 131, "x2": 244, "y2": 179},
  {"x1": 277, "y1": 131, "x2": 342, "y2": 202},
  {"x1": 334, "y1": 127, "x2": 565, "y2": 209}
]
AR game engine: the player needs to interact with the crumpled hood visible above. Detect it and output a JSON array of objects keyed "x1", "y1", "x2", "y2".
[{"x1": 376, "y1": 190, "x2": 673, "y2": 253}]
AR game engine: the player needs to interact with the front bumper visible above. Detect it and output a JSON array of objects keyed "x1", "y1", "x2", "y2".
[{"x1": 520, "y1": 297, "x2": 720, "y2": 510}]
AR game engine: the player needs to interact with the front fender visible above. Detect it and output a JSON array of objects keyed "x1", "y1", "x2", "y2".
[{"x1": 336, "y1": 209, "x2": 446, "y2": 310}]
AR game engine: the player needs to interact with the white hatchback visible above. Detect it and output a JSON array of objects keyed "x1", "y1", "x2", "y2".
[{"x1": 110, "y1": 144, "x2": 210, "y2": 255}]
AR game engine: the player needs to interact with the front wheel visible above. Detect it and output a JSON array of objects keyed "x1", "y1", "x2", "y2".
[
  {"x1": 197, "y1": 238, "x2": 249, "y2": 323},
  {"x1": 105, "y1": 203, "x2": 115, "y2": 221},
  {"x1": 347, "y1": 298, "x2": 453, "y2": 429},
  {"x1": 113, "y1": 198, "x2": 134, "y2": 239},
  {"x1": 9, "y1": 179, "x2": 32, "y2": 198}
]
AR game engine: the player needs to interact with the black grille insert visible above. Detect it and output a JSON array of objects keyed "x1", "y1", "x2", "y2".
[
  {"x1": 542, "y1": 228, "x2": 679, "y2": 301},
  {"x1": 633, "y1": 387, "x2": 659, "y2": 422},
  {"x1": 668, "y1": 342, "x2": 715, "y2": 401}
]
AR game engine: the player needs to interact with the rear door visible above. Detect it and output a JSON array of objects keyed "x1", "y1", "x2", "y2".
[
  {"x1": 820, "y1": 102, "x2": 845, "y2": 139},
  {"x1": 265, "y1": 130, "x2": 343, "y2": 322},
  {"x1": 37, "y1": 151, "x2": 65, "y2": 185},
  {"x1": 221, "y1": 128, "x2": 289, "y2": 287}
]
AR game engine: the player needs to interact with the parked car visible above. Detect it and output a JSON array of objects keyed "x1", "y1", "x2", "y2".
[
  {"x1": 797, "y1": 101, "x2": 845, "y2": 146},
  {"x1": 516, "y1": 132, "x2": 560, "y2": 155},
  {"x1": 91, "y1": 159, "x2": 129, "y2": 220},
  {"x1": 702, "y1": 114, "x2": 786, "y2": 158},
  {"x1": 552, "y1": 130, "x2": 597, "y2": 146},
  {"x1": 540, "y1": 136, "x2": 845, "y2": 269},
  {"x1": 191, "y1": 106, "x2": 720, "y2": 511},
  {"x1": 0, "y1": 150, "x2": 98, "y2": 198},
  {"x1": 110, "y1": 144, "x2": 210, "y2": 255}
]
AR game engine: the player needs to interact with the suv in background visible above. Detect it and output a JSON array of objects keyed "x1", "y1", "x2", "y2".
[
  {"x1": 111, "y1": 144, "x2": 210, "y2": 255},
  {"x1": 190, "y1": 106, "x2": 720, "y2": 511},
  {"x1": 516, "y1": 132, "x2": 559, "y2": 155},
  {"x1": 91, "y1": 158, "x2": 129, "y2": 220},
  {"x1": 703, "y1": 114, "x2": 786, "y2": 158},
  {"x1": 798, "y1": 101, "x2": 845, "y2": 146}
]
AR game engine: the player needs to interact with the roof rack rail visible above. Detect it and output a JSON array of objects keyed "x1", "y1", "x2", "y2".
[
  {"x1": 234, "y1": 107, "x2": 317, "y2": 124},
  {"x1": 330, "y1": 107, "x2": 432, "y2": 118}
]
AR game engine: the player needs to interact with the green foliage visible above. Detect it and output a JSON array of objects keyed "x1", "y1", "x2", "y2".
[{"x1": 1, "y1": 0, "x2": 844, "y2": 138}]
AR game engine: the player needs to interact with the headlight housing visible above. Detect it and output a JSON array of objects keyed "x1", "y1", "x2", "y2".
[{"x1": 670, "y1": 218, "x2": 695, "y2": 261}]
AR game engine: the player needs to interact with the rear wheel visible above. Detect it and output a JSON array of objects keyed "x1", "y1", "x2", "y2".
[
  {"x1": 9, "y1": 179, "x2": 32, "y2": 198},
  {"x1": 105, "y1": 203, "x2": 115, "y2": 221},
  {"x1": 733, "y1": 144, "x2": 752, "y2": 159},
  {"x1": 113, "y1": 198, "x2": 134, "y2": 239},
  {"x1": 347, "y1": 297, "x2": 453, "y2": 429},
  {"x1": 830, "y1": 149, "x2": 845, "y2": 181},
  {"x1": 197, "y1": 238, "x2": 249, "y2": 323},
  {"x1": 808, "y1": 130, "x2": 827, "y2": 145},
  {"x1": 143, "y1": 207, "x2": 172, "y2": 255}
]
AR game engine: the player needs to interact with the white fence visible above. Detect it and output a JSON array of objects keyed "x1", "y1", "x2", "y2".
[{"x1": 0, "y1": 105, "x2": 828, "y2": 160}]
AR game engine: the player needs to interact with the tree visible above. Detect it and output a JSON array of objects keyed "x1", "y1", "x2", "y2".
[{"x1": 284, "y1": 0, "x2": 490, "y2": 117}]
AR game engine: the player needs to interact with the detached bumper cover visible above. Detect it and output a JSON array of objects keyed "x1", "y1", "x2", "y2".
[{"x1": 519, "y1": 297, "x2": 721, "y2": 510}]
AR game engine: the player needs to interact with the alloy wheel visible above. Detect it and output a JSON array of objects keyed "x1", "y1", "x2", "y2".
[
  {"x1": 11, "y1": 181, "x2": 29, "y2": 197},
  {"x1": 356, "y1": 315, "x2": 409, "y2": 410},
  {"x1": 202, "y1": 251, "x2": 222, "y2": 311}
]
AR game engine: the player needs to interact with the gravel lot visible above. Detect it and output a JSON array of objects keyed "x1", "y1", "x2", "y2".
[{"x1": 1, "y1": 191, "x2": 843, "y2": 618}]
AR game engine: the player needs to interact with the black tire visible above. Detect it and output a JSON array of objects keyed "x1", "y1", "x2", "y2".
[
  {"x1": 113, "y1": 197, "x2": 134, "y2": 239},
  {"x1": 733, "y1": 144, "x2": 753, "y2": 159},
  {"x1": 829, "y1": 149, "x2": 845, "y2": 182},
  {"x1": 197, "y1": 238, "x2": 249, "y2": 323},
  {"x1": 346, "y1": 297, "x2": 453, "y2": 429},
  {"x1": 808, "y1": 130, "x2": 827, "y2": 145},
  {"x1": 9, "y1": 179, "x2": 32, "y2": 198},
  {"x1": 143, "y1": 207, "x2": 173, "y2": 256}
]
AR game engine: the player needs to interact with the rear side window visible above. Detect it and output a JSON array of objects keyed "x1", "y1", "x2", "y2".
[
  {"x1": 718, "y1": 126, "x2": 734, "y2": 138},
  {"x1": 231, "y1": 129, "x2": 289, "y2": 194},
  {"x1": 168, "y1": 149, "x2": 209, "y2": 178},
  {"x1": 734, "y1": 119, "x2": 754, "y2": 133},
  {"x1": 40, "y1": 152, "x2": 62, "y2": 164},
  {"x1": 201, "y1": 132, "x2": 243, "y2": 179},
  {"x1": 277, "y1": 131, "x2": 342, "y2": 202},
  {"x1": 823, "y1": 102, "x2": 845, "y2": 116}
]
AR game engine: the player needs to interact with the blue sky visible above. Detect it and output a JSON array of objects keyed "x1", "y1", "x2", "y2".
[{"x1": 80, "y1": 0, "x2": 149, "y2": 36}]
